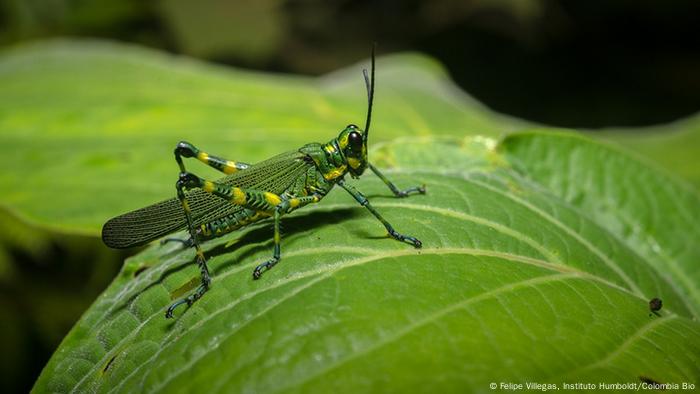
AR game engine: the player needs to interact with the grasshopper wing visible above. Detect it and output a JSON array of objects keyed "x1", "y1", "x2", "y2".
[{"x1": 102, "y1": 150, "x2": 312, "y2": 248}]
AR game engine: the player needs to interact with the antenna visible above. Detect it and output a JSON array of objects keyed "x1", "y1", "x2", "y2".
[{"x1": 363, "y1": 44, "x2": 375, "y2": 143}]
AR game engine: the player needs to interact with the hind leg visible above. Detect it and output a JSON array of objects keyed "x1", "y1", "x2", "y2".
[
  {"x1": 161, "y1": 142, "x2": 250, "y2": 249},
  {"x1": 175, "y1": 141, "x2": 250, "y2": 174},
  {"x1": 166, "y1": 139, "x2": 249, "y2": 318},
  {"x1": 165, "y1": 172, "x2": 214, "y2": 318},
  {"x1": 164, "y1": 169, "x2": 282, "y2": 318}
]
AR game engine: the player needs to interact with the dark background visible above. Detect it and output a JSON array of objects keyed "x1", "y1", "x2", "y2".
[
  {"x1": 0, "y1": 0, "x2": 698, "y2": 392},
  {"x1": 2, "y1": 0, "x2": 699, "y2": 127}
]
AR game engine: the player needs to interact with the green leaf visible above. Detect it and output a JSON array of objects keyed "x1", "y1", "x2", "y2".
[
  {"x1": 1, "y1": 40, "x2": 697, "y2": 391},
  {"x1": 595, "y1": 115, "x2": 700, "y2": 188},
  {"x1": 33, "y1": 134, "x2": 700, "y2": 392}
]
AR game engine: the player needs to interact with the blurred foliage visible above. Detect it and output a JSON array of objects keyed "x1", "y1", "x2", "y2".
[
  {"x1": 0, "y1": 0, "x2": 698, "y2": 127},
  {"x1": 0, "y1": 210, "x2": 128, "y2": 394},
  {"x1": 0, "y1": 0, "x2": 157, "y2": 43},
  {"x1": 159, "y1": 0, "x2": 286, "y2": 62}
]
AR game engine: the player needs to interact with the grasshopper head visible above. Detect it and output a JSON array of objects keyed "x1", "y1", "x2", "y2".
[{"x1": 337, "y1": 124, "x2": 367, "y2": 176}]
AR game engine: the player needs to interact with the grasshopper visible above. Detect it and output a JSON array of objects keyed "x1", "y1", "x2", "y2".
[{"x1": 102, "y1": 48, "x2": 425, "y2": 318}]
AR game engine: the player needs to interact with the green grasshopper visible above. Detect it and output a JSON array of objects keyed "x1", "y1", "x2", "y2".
[{"x1": 102, "y1": 48, "x2": 425, "y2": 318}]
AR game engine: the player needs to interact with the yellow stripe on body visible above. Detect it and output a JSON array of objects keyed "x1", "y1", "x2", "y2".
[
  {"x1": 197, "y1": 152, "x2": 209, "y2": 162},
  {"x1": 203, "y1": 181, "x2": 215, "y2": 193},
  {"x1": 232, "y1": 188, "x2": 246, "y2": 204},
  {"x1": 324, "y1": 144, "x2": 336, "y2": 154},
  {"x1": 347, "y1": 157, "x2": 361, "y2": 169},
  {"x1": 264, "y1": 192, "x2": 282, "y2": 206},
  {"x1": 338, "y1": 133, "x2": 349, "y2": 148},
  {"x1": 223, "y1": 161, "x2": 238, "y2": 174},
  {"x1": 323, "y1": 165, "x2": 347, "y2": 180}
]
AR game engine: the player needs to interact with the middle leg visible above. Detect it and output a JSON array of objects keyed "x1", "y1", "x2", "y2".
[
  {"x1": 338, "y1": 178, "x2": 422, "y2": 248},
  {"x1": 252, "y1": 194, "x2": 322, "y2": 279}
]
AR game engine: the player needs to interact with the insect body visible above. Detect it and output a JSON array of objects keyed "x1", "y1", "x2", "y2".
[
  {"x1": 102, "y1": 48, "x2": 425, "y2": 318},
  {"x1": 649, "y1": 297, "x2": 662, "y2": 317}
]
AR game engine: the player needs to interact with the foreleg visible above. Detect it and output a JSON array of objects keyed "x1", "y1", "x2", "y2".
[
  {"x1": 369, "y1": 163, "x2": 425, "y2": 197},
  {"x1": 338, "y1": 179, "x2": 422, "y2": 248}
]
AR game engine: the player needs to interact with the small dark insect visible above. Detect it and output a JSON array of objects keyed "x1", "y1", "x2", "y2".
[
  {"x1": 649, "y1": 297, "x2": 663, "y2": 317},
  {"x1": 639, "y1": 376, "x2": 665, "y2": 389},
  {"x1": 102, "y1": 46, "x2": 426, "y2": 318}
]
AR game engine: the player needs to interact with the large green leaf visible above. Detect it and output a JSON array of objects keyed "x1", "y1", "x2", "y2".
[
  {"x1": 1, "y1": 40, "x2": 697, "y2": 392},
  {"x1": 32, "y1": 134, "x2": 700, "y2": 392}
]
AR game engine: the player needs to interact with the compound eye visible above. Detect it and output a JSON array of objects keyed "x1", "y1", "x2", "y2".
[{"x1": 348, "y1": 131, "x2": 363, "y2": 151}]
